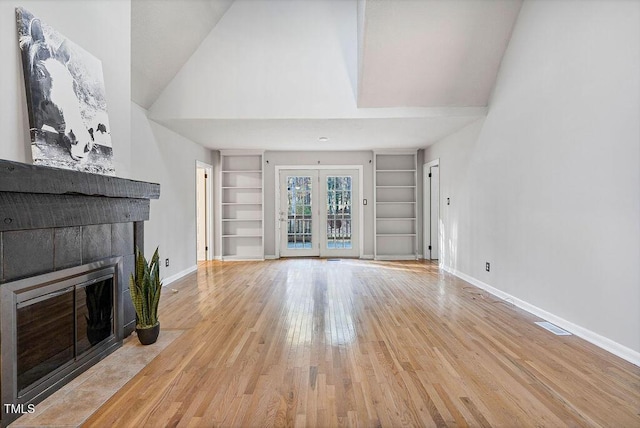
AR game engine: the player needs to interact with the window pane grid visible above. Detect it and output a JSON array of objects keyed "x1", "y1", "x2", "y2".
[
  {"x1": 287, "y1": 176, "x2": 313, "y2": 249},
  {"x1": 326, "y1": 176, "x2": 352, "y2": 249}
]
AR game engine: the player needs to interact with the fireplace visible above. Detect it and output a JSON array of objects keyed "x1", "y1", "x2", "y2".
[
  {"x1": 0, "y1": 159, "x2": 159, "y2": 426},
  {"x1": 1, "y1": 258, "x2": 122, "y2": 416}
]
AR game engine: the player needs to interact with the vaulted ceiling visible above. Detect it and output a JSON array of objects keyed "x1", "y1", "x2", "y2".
[{"x1": 131, "y1": 0, "x2": 523, "y2": 151}]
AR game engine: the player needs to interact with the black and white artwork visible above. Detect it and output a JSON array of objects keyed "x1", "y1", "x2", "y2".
[{"x1": 16, "y1": 7, "x2": 115, "y2": 176}]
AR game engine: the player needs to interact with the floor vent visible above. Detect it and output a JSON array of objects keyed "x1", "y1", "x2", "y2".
[{"x1": 535, "y1": 321, "x2": 572, "y2": 336}]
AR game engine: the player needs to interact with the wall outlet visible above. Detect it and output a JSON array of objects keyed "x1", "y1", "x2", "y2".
[
  {"x1": 485, "y1": 262, "x2": 490, "y2": 272},
  {"x1": 165, "y1": 258, "x2": 170, "y2": 267}
]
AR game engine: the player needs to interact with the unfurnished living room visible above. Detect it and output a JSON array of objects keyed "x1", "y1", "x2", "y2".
[{"x1": 0, "y1": 0, "x2": 639, "y2": 426}]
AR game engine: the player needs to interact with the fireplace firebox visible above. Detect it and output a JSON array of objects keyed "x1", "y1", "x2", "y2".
[{"x1": 1, "y1": 258, "x2": 123, "y2": 423}]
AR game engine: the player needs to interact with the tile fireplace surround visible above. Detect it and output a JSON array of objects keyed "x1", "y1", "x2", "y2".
[{"x1": 0, "y1": 159, "x2": 159, "y2": 427}]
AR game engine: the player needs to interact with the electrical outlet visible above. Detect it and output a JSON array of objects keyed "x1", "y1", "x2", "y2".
[
  {"x1": 165, "y1": 258, "x2": 169, "y2": 267},
  {"x1": 485, "y1": 262, "x2": 490, "y2": 272}
]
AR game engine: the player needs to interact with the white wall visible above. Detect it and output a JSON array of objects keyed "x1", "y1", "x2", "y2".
[
  {"x1": 424, "y1": 0, "x2": 640, "y2": 361},
  {"x1": 0, "y1": 0, "x2": 132, "y2": 175},
  {"x1": 263, "y1": 151, "x2": 374, "y2": 257},
  {"x1": 131, "y1": 103, "x2": 215, "y2": 281}
]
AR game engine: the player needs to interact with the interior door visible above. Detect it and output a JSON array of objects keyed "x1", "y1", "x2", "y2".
[
  {"x1": 279, "y1": 170, "x2": 319, "y2": 257},
  {"x1": 319, "y1": 170, "x2": 359, "y2": 257},
  {"x1": 196, "y1": 167, "x2": 207, "y2": 261},
  {"x1": 430, "y1": 165, "x2": 439, "y2": 260}
]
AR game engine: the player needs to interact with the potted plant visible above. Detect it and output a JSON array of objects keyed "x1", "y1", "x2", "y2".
[{"x1": 129, "y1": 247, "x2": 162, "y2": 345}]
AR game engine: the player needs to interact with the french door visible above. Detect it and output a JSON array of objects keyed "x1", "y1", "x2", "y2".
[{"x1": 279, "y1": 169, "x2": 359, "y2": 257}]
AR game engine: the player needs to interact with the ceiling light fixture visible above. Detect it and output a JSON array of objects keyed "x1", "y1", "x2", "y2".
[{"x1": 318, "y1": 137, "x2": 329, "y2": 142}]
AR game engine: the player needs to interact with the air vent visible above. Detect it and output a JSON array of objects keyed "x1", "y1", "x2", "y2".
[{"x1": 535, "y1": 321, "x2": 571, "y2": 336}]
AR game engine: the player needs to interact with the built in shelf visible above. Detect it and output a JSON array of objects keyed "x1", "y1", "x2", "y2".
[
  {"x1": 220, "y1": 152, "x2": 265, "y2": 261},
  {"x1": 374, "y1": 152, "x2": 417, "y2": 260}
]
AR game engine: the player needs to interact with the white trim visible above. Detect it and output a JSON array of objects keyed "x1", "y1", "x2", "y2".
[
  {"x1": 423, "y1": 159, "x2": 439, "y2": 260},
  {"x1": 163, "y1": 265, "x2": 198, "y2": 286},
  {"x1": 213, "y1": 256, "x2": 222, "y2": 261},
  {"x1": 442, "y1": 265, "x2": 640, "y2": 367},
  {"x1": 375, "y1": 255, "x2": 419, "y2": 261},
  {"x1": 264, "y1": 254, "x2": 278, "y2": 260},
  {"x1": 275, "y1": 165, "x2": 364, "y2": 259},
  {"x1": 374, "y1": 149, "x2": 419, "y2": 155},
  {"x1": 360, "y1": 254, "x2": 374, "y2": 260},
  {"x1": 221, "y1": 256, "x2": 264, "y2": 261},
  {"x1": 219, "y1": 149, "x2": 265, "y2": 156}
]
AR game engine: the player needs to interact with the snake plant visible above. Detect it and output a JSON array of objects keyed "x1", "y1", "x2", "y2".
[{"x1": 129, "y1": 247, "x2": 162, "y2": 329}]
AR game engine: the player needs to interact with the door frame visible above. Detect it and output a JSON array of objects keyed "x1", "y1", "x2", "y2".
[
  {"x1": 275, "y1": 165, "x2": 364, "y2": 259},
  {"x1": 196, "y1": 160, "x2": 214, "y2": 261},
  {"x1": 423, "y1": 159, "x2": 439, "y2": 261}
]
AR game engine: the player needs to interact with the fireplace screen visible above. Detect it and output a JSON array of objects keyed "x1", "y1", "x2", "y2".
[
  {"x1": 15, "y1": 275, "x2": 114, "y2": 395},
  {"x1": 2, "y1": 259, "x2": 122, "y2": 426},
  {"x1": 16, "y1": 286, "x2": 75, "y2": 394}
]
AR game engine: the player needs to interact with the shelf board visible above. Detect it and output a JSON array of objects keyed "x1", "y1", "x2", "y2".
[
  {"x1": 376, "y1": 218, "x2": 417, "y2": 221},
  {"x1": 376, "y1": 185, "x2": 416, "y2": 188},
  {"x1": 222, "y1": 186, "x2": 262, "y2": 189},
  {"x1": 222, "y1": 218, "x2": 262, "y2": 222},
  {"x1": 221, "y1": 202, "x2": 262, "y2": 205},
  {"x1": 376, "y1": 233, "x2": 417, "y2": 237},
  {"x1": 376, "y1": 201, "x2": 416, "y2": 204},
  {"x1": 222, "y1": 170, "x2": 262, "y2": 173},
  {"x1": 222, "y1": 234, "x2": 263, "y2": 238},
  {"x1": 376, "y1": 169, "x2": 416, "y2": 173}
]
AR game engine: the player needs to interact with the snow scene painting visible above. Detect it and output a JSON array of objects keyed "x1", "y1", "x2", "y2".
[{"x1": 16, "y1": 7, "x2": 115, "y2": 176}]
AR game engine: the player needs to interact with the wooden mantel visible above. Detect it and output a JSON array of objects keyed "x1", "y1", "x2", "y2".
[{"x1": 0, "y1": 160, "x2": 160, "y2": 232}]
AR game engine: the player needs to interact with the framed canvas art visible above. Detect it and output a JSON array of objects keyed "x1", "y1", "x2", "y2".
[{"x1": 16, "y1": 7, "x2": 115, "y2": 176}]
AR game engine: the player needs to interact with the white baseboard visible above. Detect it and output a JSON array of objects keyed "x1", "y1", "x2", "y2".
[
  {"x1": 265, "y1": 255, "x2": 278, "y2": 260},
  {"x1": 375, "y1": 255, "x2": 418, "y2": 261},
  {"x1": 442, "y1": 265, "x2": 640, "y2": 367},
  {"x1": 162, "y1": 265, "x2": 197, "y2": 286},
  {"x1": 360, "y1": 254, "x2": 374, "y2": 260},
  {"x1": 212, "y1": 256, "x2": 222, "y2": 261}
]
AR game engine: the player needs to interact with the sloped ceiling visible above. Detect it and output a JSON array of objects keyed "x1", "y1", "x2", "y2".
[
  {"x1": 132, "y1": 0, "x2": 522, "y2": 151},
  {"x1": 131, "y1": 0, "x2": 233, "y2": 109}
]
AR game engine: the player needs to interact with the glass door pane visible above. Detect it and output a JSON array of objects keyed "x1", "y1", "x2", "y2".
[
  {"x1": 287, "y1": 176, "x2": 313, "y2": 249},
  {"x1": 320, "y1": 170, "x2": 359, "y2": 257},
  {"x1": 326, "y1": 176, "x2": 352, "y2": 249},
  {"x1": 279, "y1": 170, "x2": 319, "y2": 257}
]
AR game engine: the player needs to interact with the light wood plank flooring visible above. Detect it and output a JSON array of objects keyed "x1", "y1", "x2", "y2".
[{"x1": 85, "y1": 259, "x2": 640, "y2": 427}]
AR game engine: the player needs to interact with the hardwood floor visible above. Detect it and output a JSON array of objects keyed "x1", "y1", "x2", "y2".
[{"x1": 85, "y1": 259, "x2": 640, "y2": 427}]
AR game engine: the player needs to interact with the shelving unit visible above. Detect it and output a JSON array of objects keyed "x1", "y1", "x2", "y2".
[
  {"x1": 219, "y1": 151, "x2": 264, "y2": 260},
  {"x1": 374, "y1": 151, "x2": 418, "y2": 260}
]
